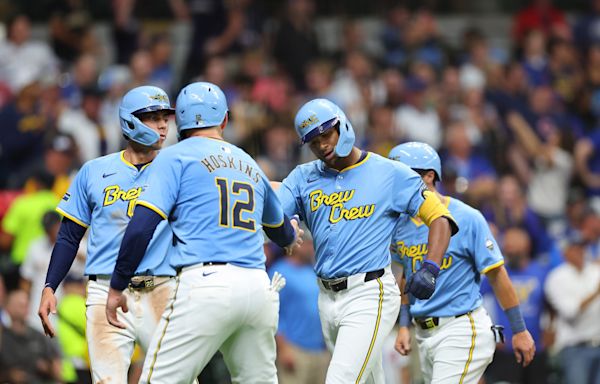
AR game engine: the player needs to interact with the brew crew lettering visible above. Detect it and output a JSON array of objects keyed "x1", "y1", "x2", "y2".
[
  {"x1": 309, "y1": 189, "x2": 376, "y2": 224},
  {"x1": 395, "y1": 240, "x2": 453, "y2": 272},
  {"x1": 103, "y1": 185, "x2": 143, "y2": 217}
]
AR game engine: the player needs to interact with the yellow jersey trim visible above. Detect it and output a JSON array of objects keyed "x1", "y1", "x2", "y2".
[
  {"x1": 459, "y1": 313, "x2": 477, "y2": 384},
  {"x1": 136, "y1": 200, "x2": 168, "y2": 220},
  {"x1": 481, "y1": 259, "x2": 505, "y2": 274},
  {"x1": 340, "y1": 152, "x2": 371, "y2": 173},
  {"x1": 55, "y1": 207, "x2": 89, "y2": 228},
  {"x1": 262, "y1": 220, "x2": 284, "y2": 228},
  {"x1": 356, "y1": 277, "x2": 384, "y2": 383},
  {"x1": 147, "y1": 275, "x2": 181, "y2": 382}
]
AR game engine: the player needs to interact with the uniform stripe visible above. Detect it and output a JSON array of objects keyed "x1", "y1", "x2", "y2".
[
  {"x1": 341, "y1": 152, "x2": 371, "y2": 173},
  {"x1": 481, "y1": 260, "x2": 505, "y2": 274},
  {"x1": 55, "y1": 207, "x2": 89, "y2": 228},
  {"x1": 262, "y1": 219, "x2": 284, "y2": 228},
  {"x1": 459, "y1": 313, "x2": 477, "y2": 384},
  {"x1": 146, "y1": 275, "x2": 181, "y2": 382},
  {"x1": 355, "y1": 277, "x2": 384, "y2": 384},
  {"x1": 136, "y1": 200, "x2": 168, "y2": 220}
]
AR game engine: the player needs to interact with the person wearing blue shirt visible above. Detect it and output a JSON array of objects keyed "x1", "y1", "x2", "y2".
[
  {"x1": 274, "y1": 99, "x2": 457, "y2": 383},
  {"x1": 481, "y1": 226, "x2": 550, "y2": 384},
  {"x1": 38, "y1": 85, "x2": 178, "y2": 383},
  {"x1": 389, "y1": 142, "x2": 535, "y2": 384},
  {"x1": 105, "y1": 82, "x2": 301, "y2": 384},
  {"x1": 269, "y1": 237, "x2": 329, "y2": 384}
]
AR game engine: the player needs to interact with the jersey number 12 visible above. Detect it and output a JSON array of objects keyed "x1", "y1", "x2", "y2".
[{"x1": 215, "y1": 178, "x2": 256, "y2": 231}]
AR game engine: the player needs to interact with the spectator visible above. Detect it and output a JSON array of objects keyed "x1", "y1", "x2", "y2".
[
  {"x1": 441, "y1": 120, "x2": 497, "y2": 204},
  {"x1": 57, "y1": 86, "x2": 109, "y2": 163},
  {"x1": 574, "y1": 129, "x2": 600, "y2": 211},
  {"x1": 362, "y1": 105, "x2": 397, "y2": 157},
  {"x1": 273, "y1": 0, "x2": 320, "y2": 91},
  {"x1": 0, "y1": 82, "x2": 53, "y2": 189},
  {"x1": 268, "y1": 237, "x2": 330, "y2": 384},
  {"x1": 0, "y1": 13, "x2": 59, "y2": 94},
  {"x1": 579, "y1": 212, "x2": 600, "y2": 261},
  {"x1": 48, "y1": 0, "x2": 94, "y2": 64},
  {"x1": 0, "y1": 275, "x2": 8, "y2": 328},
  {"x1": 573, "y1": 0, "x2": 600, "y2": 52},
  {"x1": 148, "y1": 34, "x2": 175, "y2": 95},
  {"x1": 60, "y1": 53, "x2": 99, "y2": 109},
  {"x1": 520, "y1": 29, "x2": 550, "y2": 87},
  {"x1": 0, "y1": 170, "x2": 58, "y2": 288},
  {"x1": 20, "y1": 211, "x2": 85, "y2": 334},
  {"x1": 482, "y1": 227, "x2": 550, "y2": 384},
  {"x1": 56, "y1": 275, "x2": 89, "y2": 384},
  {"x1": 0, "y1": 290, "x2": 62, "y2": 383},
  {"x1": 394, "y1": 76, "x2": 442, "y2": 149},
  {"x1": 506, "y1": 111, "x2": 573, "y2": 227},
  {"x1": 544, "y1": 237, "x2": 600, "y2": 384},
  {"x1": 512, "y1": 0, "x2": 570, "y2": 46}
]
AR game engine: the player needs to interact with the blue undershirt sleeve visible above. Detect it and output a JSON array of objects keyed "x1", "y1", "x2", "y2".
[
  {"x1": 110, "y1": 205, "x2": 164, "y2": 291},
  {"x1": 45, "y1": 217, "x2": 87, "y2": 291},
  {"x1": 264, "y1": 214, "x2": 296, "y2": 248}
]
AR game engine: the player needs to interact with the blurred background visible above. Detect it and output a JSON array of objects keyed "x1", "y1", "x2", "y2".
[{"x1": 0, "y1": 0, "x2": 599, "y2": 383}]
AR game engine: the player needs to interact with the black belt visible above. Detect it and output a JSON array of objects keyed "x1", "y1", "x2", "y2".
[
  {"x1": 175, "y1": 261, "x2": 227, "y2": 273},
  {"x1": 414, "y1": 312, "x2": 470, "y2": 330},
  {"x1": 320, "y1": 269, "x2": 385, "y2": 292},
  {"x1": 88, "y1": 274, "x2": 173, "y2": 290}
]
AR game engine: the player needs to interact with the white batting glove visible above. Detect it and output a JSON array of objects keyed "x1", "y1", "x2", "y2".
[{"x1": 270, "y1": 271, "x2": 287, "y2": 293}]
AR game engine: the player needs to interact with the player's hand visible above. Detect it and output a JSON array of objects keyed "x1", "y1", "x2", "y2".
[
  {"x1": 106, "y1": 287, "x2": 129, "y2": 329},
  {"x1": 404, "y1": 260, "x2": 439, "y2": 299},
  {"x1": 278, "y1": 344, "x2": 296, "y2": 372},
  {"x1": 38, "y1": 287, "x2": 58, "y2": 337},
  {"x1": 284, "y1": 215, "x2": 304, "y2": 256},
  {"x1": 512, "y1": 330, "x2": 535, "y2": 367},
  {"x1": 394, "y1": 326, "x2": 412, "y2": 355}
]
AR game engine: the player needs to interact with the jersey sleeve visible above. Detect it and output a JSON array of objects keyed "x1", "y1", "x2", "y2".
[
  {"x1": 469, "y1": 210, "x2": 504, "y2": 274},
  {"x1": 56, "y1": 163, "x2": 91, "y2": 227},
  {"x1": 137, "y1": 150, "x2": 181, "y2": 219},
  {"x1": 278, "y1": 168, "x2": 304, "y2": 219},
  {"x1": 390, "y1": 162, "x2": 427, "y2": 217}
]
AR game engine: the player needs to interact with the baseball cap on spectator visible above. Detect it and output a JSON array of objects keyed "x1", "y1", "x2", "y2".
[
  {"x1": 405, "y1": 76, "x2": 427, "y2": 93},
  {"x1": 459, "y1": 64, "x2": 486, "y2": 90},
  {"x1": 81, "y1": 84, "x2": 106, "y2": 98},
  {"x1": 45, "y1": 133, "x2": 77, "y2": 156}
]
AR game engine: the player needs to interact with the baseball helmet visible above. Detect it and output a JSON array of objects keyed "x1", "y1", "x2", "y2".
[
  {"x1": 388, "y1": 142, "x2": 442, "y2": 181},
  {"x1": 175, "y1": 82, "x2": 228, "y2": 139},
  {"x1": 294, "y1": 98, "x2": 355, "y2": 157},
  {"x1": 119, "y1": 86, "x2": 174, "y2": 146}
]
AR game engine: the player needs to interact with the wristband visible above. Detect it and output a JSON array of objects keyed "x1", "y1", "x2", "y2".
[
  {"x1": 423, "y1": 259, "x2": 440, "y2": 277},
  {"x1": 399, "y1": 304, "x2": 411, "y2": 327},
  {"x1": 504, "y1": 305, "x2": 526, "y2": 334}
]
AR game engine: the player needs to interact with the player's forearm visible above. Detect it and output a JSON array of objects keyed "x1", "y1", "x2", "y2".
[
  {"x1": 110, "y1": 205, "x2": 163, "y2": 291},
  {"x1": 425, "y1": 217, "x2": 452, "y2": 266},
  {"x1": 486, "y1": 266, "x2": 519, "y2": 309},
  {"x1": 263, "y1": 214, "x2": 296, "y2": 247},
  {"x1": 45, "y1": 218, "x2": 86, "y2": 291}
]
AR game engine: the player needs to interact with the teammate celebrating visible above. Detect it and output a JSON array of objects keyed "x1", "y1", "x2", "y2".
[
  {"x1": 274, "y1": 98, "x2": 457, "y2": 383},
  {"x1": 105, "y1": 82, "x2": 301, "y2": 384},
  {"x1": 38, "y1": 86, "x2": 177, "y2": 383},
  {"x1": 389, "y1": 142, "x2": 536, "y2": 384}
]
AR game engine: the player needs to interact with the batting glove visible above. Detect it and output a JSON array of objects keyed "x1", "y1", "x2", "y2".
[
  {"x1": 270, "y1": 271, "x2": 286, "y2": 293},
  {"x1": 405, "y1": 260, "x2": 440, "y2": 299}
]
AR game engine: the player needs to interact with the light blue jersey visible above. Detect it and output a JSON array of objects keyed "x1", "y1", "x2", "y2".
[
  {"x1": 392, "y1": 197, "x2": 504, "y2": 317},
  {"x1": 137, "y1": 137, "x2": 284, "y2": 269},
  {"x1": 57, "y1": 151, "x2": 174, "y2": 276},
  {"x1": 278, "y1": 152, "x2": 427, "y2": 279}
]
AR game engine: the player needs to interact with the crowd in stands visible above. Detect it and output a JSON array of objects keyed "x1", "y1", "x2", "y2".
[{"x1": 0, "y1": 0, "x2": 600, "y2": 383}]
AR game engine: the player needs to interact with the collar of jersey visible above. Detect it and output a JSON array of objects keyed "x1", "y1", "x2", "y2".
[
  {"x1": 120, "y1": 150, "x2": 152, "y2": 171},
  {"x1": 321, "y1": 152, "x2": 371, "y2": 174}
]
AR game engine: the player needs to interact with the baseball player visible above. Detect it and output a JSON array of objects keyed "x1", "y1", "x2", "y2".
[
  {"x1": 389, "y1": 142, "x2": 536, "y2": 384},
  {"x1": 274, "y1": 98, "x2": 458, "y2": 383},
  {"x1": 105, "y1": 82, "x2": 301, "y2": 384},
  {"x1": 38, "y1": 86, "x2": 178, "y2": 383}
]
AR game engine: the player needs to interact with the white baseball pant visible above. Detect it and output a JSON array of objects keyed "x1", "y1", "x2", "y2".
[
  {"x1": 414, "y1": 305, "x2": 496, "y2": 384},
  {"x1": 86, "y1": 276, "x2": 175, "y2": 384},
  {"x1": 139, "y1": 263, "x2": 279, "y2": 384},
  {"x1": 318, "y1": 265, "x2": 400, "y2": 384}
]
